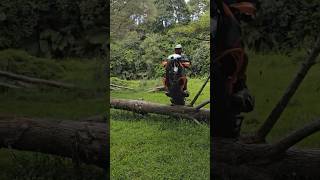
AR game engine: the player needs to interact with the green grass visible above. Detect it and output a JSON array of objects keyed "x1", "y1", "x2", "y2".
[
  {"x1": 111, "y1": 78, "x2": 210, "y2": 179},
  {"x1": 244, "y1": 51, "x2": 320, "y2": 147},
  {"x1": 0, "y1": 49, "x2": 107, "y2": 179}
]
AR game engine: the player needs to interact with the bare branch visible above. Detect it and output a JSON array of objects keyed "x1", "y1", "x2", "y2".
[
  {"x1": 255, "y1": 37, "x2": 320, "y2": 141},
  {"x1": 189, "y1": 75, "x2": 210, "y2": 106},
  {"x1": 0, "y1": 70, "x2": 76, "y2": 89},
  {"x1": 110, "y1": 84, "x2": 134, "y2": 90},
  {"x1": 195, "y1": 99, "x2": 210, "y2": 110},
  {"x1": 269, "y1": 118, "x2": 320, "y2": 155}
]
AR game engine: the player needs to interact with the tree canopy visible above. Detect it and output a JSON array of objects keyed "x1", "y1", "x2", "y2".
[
  {"x1": 242, "y1": 0, "x2": 320, "y2": 51},
  {"x1": 0, "y1": 0, "x2": 109, "y2": 58},
  {"x1": 111, "y1": 0, "x2": 210, "y2": 79}
]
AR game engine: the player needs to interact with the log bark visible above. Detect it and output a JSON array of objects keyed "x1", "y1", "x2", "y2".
[
  {"x1": 0, "y1": 70, "x2": 76, "y2": 89},
  {"x1": 110, "y1": 98, "x2": 210, "y2": 122},
  {"x1": 215, "y1": 117, "x2": 320, "y2": 179},
  {"x1": 0, "y1": 116, "x2": 107, "y2": 169},
  {"x1": 213, "y1": 138, "x2": 320, "y2": 180}
]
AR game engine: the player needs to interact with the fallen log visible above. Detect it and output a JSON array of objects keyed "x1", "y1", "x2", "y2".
[
  {"x1": 0, "y1": 82, "x2": 22, "y2": 89},
  {"x1": 110, "y1": 98, "x2": 210, "y2": 122},
  {"x1": 0, "y1": 116, "x2": 107, "y2": 169},
  {"x1": 213, "y1": 137, "x2": 320, "y2": 180},
  {"x1": 81, "y1": 115, "x2": 107, "y2": 122},
  {"x1": 0, "y1": 70, "x2": 76, "y2": 89},
  {"x1": 147, "y1": 86, "x2": 165, "y2": 93},
  {"x1": 110, "y1": 84, "x2": 134, "y2": 90}
]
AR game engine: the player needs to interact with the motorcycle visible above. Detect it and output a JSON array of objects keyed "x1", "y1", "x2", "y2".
[{"x1": 162, "y1": 54, "x2": 190, "y2": 105}]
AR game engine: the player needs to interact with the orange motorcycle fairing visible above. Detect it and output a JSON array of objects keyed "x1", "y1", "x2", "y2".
[
  {"x1": 162, "y1": 77, "x2": 169, "y2": 91},
  {"x1": 178, "y1": 76, "x2": 187, "y2": 92},
  {"x1": 181, "y1": 62, "x2": 191, "y2": 68},
  {"x1": 161, "y1": 60, "x2": 168, "y2": 67},
  {"x1": 162, "y1": 76, "x2": 187, "y2": 93}
]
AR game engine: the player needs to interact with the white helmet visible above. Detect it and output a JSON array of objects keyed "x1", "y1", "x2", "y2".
[{"x1": 174, "y1": 44, "x2": 182, "y2": 49}]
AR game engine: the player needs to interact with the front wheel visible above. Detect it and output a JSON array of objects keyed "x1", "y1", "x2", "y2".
[{"x1": 170, "y1": 95, "x2": 185, "y2": 105}]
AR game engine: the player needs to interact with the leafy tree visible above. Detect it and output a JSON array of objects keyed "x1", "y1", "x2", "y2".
[
  {"x1": 188, "y1": 0, "x2": 209, "y2": 20},
  {"x1": 152, "y1": 0, "x2": 191, "y2": 32},
  {"x1": 110, "y1": 1, "x2": 210, "y2": 79},
  {"x1": 110, "y1": 31, "x2": 143, "y2": 79},
  {"x1": 190, "y1": 42, "x2": 210, "y2": 77},
  {"x1": 110, "y1": 0, "x2": 157, "y2": 40},
  {"x1": 242, "y1": 0, "x2": 320, "y2": 52},
  {"x1": 0, "y1": 0, "x2": 109, "y2": 58}
]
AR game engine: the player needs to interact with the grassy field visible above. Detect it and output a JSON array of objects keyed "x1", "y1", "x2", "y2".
[
  {"x1": 244, "y1": 51, "x2": 320, "y2": 147},
  {"x1": 111, "y1": 50, "x2": 320, "y2": 179},
  {"x1": 0, "y1": 50, "x2": 107, "y2": 179},
  {"x1": 2, "y1": 48, "x2": 320, "y2": 179},
  {"x1": 110, "y1": 78, "x2": 210, "y2": 179}
]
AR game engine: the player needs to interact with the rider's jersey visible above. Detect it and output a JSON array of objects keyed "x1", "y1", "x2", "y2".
[
  {"x1": 166, "y1": 53, "x2": 189, "y2": 76},
  {"x1": 180, "y1": 54, "x2": 189, "y2": 62}
]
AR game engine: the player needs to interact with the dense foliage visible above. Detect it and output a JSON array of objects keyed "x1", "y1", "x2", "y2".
[
  {"x1": 111, "y1": 0, "x2": 210, "y2": 79},
  {"x1": 242, "y1": 0, "x2": 320, "y2": 51},
  {"x1": 0, "y1": 0, "x2": 109, "y2": 58}
]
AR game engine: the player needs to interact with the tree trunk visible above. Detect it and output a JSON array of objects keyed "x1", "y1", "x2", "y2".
[
  {"x1": 0, "y1": 116, "x2": 107, "y2": 169},
  {"x1": 110, "y1": 98, "x2": 210, "y2": 122},
  {"x1": 213, "y1": 138, "x2": 320, "y2": 180}
]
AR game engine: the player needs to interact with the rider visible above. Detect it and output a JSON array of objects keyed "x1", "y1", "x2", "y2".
[
  {"x1": 213, "y1": 0, "x2": 256, "y2": 138},
  {"x1": 164, "y1": 44, "x2": 190, "y2": 97},
  {"x1": 174, "y1": 44, "x2": 189, "y2": 62},
  {"x1": 174, "y1": 44, "x2": 190, "y2": 96}
]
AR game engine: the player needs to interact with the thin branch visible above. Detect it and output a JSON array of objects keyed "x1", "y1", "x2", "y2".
[
  {"x1": 191, "y1": 117, "x2": 202, "y2": 125},
  {"x1": 110, "y1": 84, "x2": 134, "y2": 90},
  {"x1": 192, "y1": 36, "x2": 210, "y2": 42},
  {"x1": 270, "y1": 118, "x2": 320, "y2": 155},
  {"x1": 189, "y1": 75, "x2": 210, "y2": 106},
  {"x1": 195, "y1": 99, "x2": 210, "y2": 110},
  {"x1": 255, "y1": 37, "x2": 320, "y2": 141}
]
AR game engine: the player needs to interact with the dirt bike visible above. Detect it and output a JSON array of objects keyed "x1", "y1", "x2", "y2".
[{"x1": 162, "y1": 54, "x2": 190, "y2": 105}]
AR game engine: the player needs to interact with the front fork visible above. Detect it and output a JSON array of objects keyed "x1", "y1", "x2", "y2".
[{"x1": 163, "y1": 76, "x2": 187, "y2": 94}]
